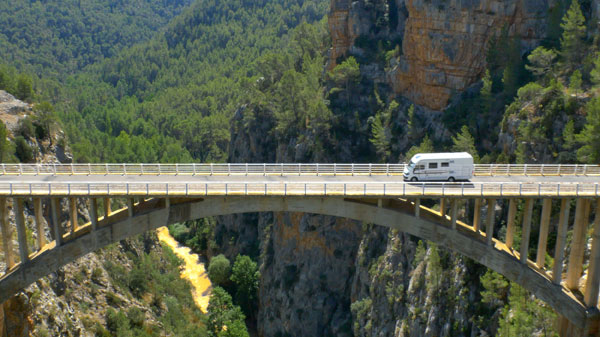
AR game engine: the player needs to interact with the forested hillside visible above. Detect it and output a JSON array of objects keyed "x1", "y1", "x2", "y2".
[
  {"x1": 50, "y1": 0, "x2": 328, "y2": 163},
  {"x1": 0, "y1": 0, "x2": 193, "y2": 78}
]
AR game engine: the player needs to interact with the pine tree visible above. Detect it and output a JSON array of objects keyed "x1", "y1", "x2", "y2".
[
  {"x1": 577, "y1": 97, "x2": 600, "y2": 163},
  {"x1": 405, "y1": 135, "x2": 434, "y2": 160},
  {"x1": 451, "y1": 125, "x2": 480, "y2": 163},
  {"x1": 591, "y1": 54, "x2": 600, "y2": 86},
  {"x1": 560, "y1": 0, "x2": 586, "y2": 69},
  {"x1": 525, "y1": 47, "x2": 557, "y2": 81},
  {"x1": 569, "y1": 70, "x2": 582, "y2": 96}
]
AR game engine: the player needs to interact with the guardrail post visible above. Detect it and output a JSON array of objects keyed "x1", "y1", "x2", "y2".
[
  {"x1": 141, "y1": 164, "x2": 145, "y2": 175},
  {"x1": 146, "y1": 183, "x2": 149, "y2": 196},
  {"x1": 364, "y1": 183, "x2": 366, "y2": 196},
  {"x1": 324, "y1": 183, "x2": 327, "y2": 196},
  {"x1": 104, "y1": 163, "x2": 108, "y2": 175},
  {"x1": 53, "y1": 163, "x2": 57, "y2": 176},
  {"x1": 19, "y1": 163, "x2": 22, "y2": 175},
  {"x1": 225, "y1": 183, "x2": 228, "y2": 196},
  {"x1": 298, "y1": 163, "x2": 301, "y2": 176},
  {"x1": 284, "y1": 183, "x2": 287, "y2": 196},
  {"x1": 210, "y1": 163, "x2": 214, "y2": 176},
  {"x1": 192, "y1": 163, "x2": 196, "y2": 176},
  {"x1": 264, "y1": 183, "x2": 267, "y2": 196},
  {"x1": 280, "y1": 163, "x2": 283, "y2": 176},
  {"x1": 334, "y1": 163, "x2": 336, "y2": 176},
  {"x1": 524, "y1": 164, "x2": 528, "y2": 176},
  {"x1": 123, "y1": 164, "x2": 127, "y2": 176},
  {"x1": 245, "y1": 183, "x2": 248, "y2": 195},
  {"x1": 176, "y1": 163, "x2": 179, "y2": 176},
  {"x1": 246, "y1": 163, "x2": 249, "y2": 176},
  {"x1": 344, "y1": 184, "x2": 347, "y2": 195},
  {"x1": 369, "y1": 163, "x2": 372, "y2": 176},
  {"x1": 316, "y1": 163, "x2": 319, "y2": 176},
  {"x1": 185, "y1": 183, "x2": 189, "y2": 196},
  {"x1": 229, "y1": 163, "x2": 231, "y2": 176},
  {"x1": 386, "y1": 164, "x2": 389, "y2": 176},
  {"x1": 37, "y1": 164, "x2": 40, "y2": 176},
  {"x1": 351, "y1": 163, "x2": 354, "y2": 176},
  {"x1": 264, "y1": 163, "x2": 266, "y2": 176}
]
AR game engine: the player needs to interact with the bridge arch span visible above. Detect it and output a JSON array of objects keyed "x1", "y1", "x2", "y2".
[{"x1": 0, "y1": 196, "x2": 594, "y2": 330}]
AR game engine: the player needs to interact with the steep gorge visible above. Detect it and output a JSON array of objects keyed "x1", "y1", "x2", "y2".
[{"x1": 330, "y1": 0, "x2": 557, "y2": 111}]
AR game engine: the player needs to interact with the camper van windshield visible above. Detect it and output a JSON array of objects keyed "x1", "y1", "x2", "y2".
[{"x1": 408, "y1": 161, "x2": 415, "y2": 169}]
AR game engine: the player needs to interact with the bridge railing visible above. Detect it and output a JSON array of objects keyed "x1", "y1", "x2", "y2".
[
  {"x1": 0, "y1": 181, "x2": 598, "y2": 197},
  {"x1": 0, "y1": 163, "x2": 599, "y2": 176}
]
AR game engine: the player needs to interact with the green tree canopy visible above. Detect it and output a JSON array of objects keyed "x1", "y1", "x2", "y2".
[
  {"x1": 560, "y1": 0, "x2": 586, "y2": 69},
  {"x1": 230, "y1": 255, "x2": 259, "y2": 315},
  {"x1": 451, "y1": 125, "x2": 480, "y2": 163},
  {"x1": 525, "y1": 47, "x2": 557, "y2": 80},
  {"x1": 208, "y1": 254, "x2": 231, "y2": 287},
  {"x1": 577, "y1": 97, "x2": 600, "y2": 163}
]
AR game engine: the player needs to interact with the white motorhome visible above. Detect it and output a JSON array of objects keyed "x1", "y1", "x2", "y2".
[{"x1": 403, "y1": 152, "x2": 474, "y2": 182}]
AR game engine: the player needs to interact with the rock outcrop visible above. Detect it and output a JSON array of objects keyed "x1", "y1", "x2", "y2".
[{"x1": 329, "y1": 0, "x2": 555, "y2": 111}]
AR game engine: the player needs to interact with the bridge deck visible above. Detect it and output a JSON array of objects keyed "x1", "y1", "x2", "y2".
[{"x1": 0, "y1": 165, "x2": 597, "y2": 197}]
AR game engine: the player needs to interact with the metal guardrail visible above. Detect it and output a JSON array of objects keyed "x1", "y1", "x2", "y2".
[
  {"x1": 0, "y1": 163, "x2": 598, "y2": 176},
  {"x1": 1, "y1": 181, "x2": 598, "y2": 198}
]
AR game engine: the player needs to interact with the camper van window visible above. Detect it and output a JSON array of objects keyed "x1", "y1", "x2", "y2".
[
  {"x1": 441, "y1": 162, "x2": 449, "y2": 167},
  {"x1": 416, "y1": 165, "x2": 425, "y2": 170},
  {"x1": 429, "y1": 163, "x2": 438, "y2": 169},
  {"x1": 408, "y1": 161, "x2": 416, "y2": 169}
]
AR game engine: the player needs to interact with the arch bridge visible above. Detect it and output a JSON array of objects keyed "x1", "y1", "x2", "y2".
[{"x1": 0, "y1": 163, "x2": 600, "y2": 336}]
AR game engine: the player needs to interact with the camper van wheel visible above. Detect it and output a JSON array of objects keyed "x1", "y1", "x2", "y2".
[
  {"x1": 448, "y1": 177, "x2": 455, "y2": 182},
  {"x1": 410, "y1": 177, "x2": 418, "y2": 182}
]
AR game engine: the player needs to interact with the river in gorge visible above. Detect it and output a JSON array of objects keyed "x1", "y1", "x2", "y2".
[{"x1": 156, "y1": 227, "x2": 212, "y2": 313}]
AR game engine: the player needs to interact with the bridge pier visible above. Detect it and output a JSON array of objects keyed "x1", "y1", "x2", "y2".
[
  {"x1": 440, "y1": 198, "x2": 446, "y2": 217},
  {"x1": 14, "y1": 198, "x2": 28, "y2": 264},
  {"x1": 520, "y1": 199, "x2": 534, "y2": 264},
  {"x1": 553, "y1": 199, "x2": 571, "y2": 285},
  {"x1": 473, "y1": 198, "x2": 482, "y2": 233},
  {"x1": 450, "y1": 199, "x2": 458, "y2": 230},
  {"x1": 69, "y1": 197, "x2": 77, "y2": 233},
  {"x1": 536, "y1": 199, "x2": 552, "y2": 268},
  {"x1": 505, "y1": 199, "x2": 517, "y2": 249},
  {"x1": 0, "y1": 198, "x2": 14, "y2": 271},
  {"x1": 33, "y1": 198, "x2": 44, "y2": 250},
  {"x1": 50, "y1": 198, "x2": 62, "y2": 247},
  {"x1": 485, "y1": 199, "x2": 496, "y2": 246},
  {"x1": 567, "y1": 199, "x2": 591, "y2": 290},
  {"x1": 584, "y1": 199, "x2": 600, "y2": 308}
]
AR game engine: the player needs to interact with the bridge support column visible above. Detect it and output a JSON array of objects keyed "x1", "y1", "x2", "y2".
[
  {"x1": 473, "y1": 199, "x2": 482, "y2": 233},
  {"x1": 69, "y1": 197, "x2": 77, "y2": 233},
  {"x1": 584, "y1": 199, "x2": 600, "y2": 308},
  {"x1": 50, "y1": 198, "x2": 62, "y2": 247},
  {"x1": 536, "y1": 199, "x2": 552, "y2": 268},
  {"x1": 553, "y1": 199, "x2": 571, "y2": 285},
  {"x1": 33, "y1": 198, "x2": 45, "y2": 250},
  {"x1": 127, "y1": 199, "x2": 134, "y2": 218},
  {"x1": 440, "y1": 198, "x2": 446, "y2": 217},
  {"x1": 414, "y1": 199, "x2": 420, "y2": 218},
  {"x1": 567, "y1": 199, "x2": 591, "y2": 290},
  {"x1": 505, "y1": 199, "x2": 517, "y2": 249},
  {"x1": 450, "y1": 200, "x2": 458, "y2": 230},
  {"x1": 104, "y1": 198, "x2": 111, "y2": 217},
  {"x1": 14, "y1": 198, "x2": 28, "y2": 264},
  {"x1": 90, "y1": 198, "x2": 98, "y2": 251},
  {"x1": 520, "y1": 199, "x2": 534, "y2": 264},
  {"x1": 486, "y1": 199, "x2": 496, "y2": 246},
  {"x1": 0, "y1": 198, "x2": 14, "y2": 270}
]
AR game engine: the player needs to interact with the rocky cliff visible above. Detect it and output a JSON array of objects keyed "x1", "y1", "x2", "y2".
[{"x1": 330, "y1": 0, "x2": 556, "y2": 111}]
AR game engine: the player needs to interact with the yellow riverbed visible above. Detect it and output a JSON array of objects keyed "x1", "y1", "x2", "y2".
[{"x1": 156, "y1": 227, "x2": 212, "y2": 313}]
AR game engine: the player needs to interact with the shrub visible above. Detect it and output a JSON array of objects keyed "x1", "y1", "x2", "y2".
[
  {"x1": 208, "y1": 254, "x2": 231, "y2": 286},
  {"x1": 15, "y1": 136, "x2": 34, "y2": 163}
]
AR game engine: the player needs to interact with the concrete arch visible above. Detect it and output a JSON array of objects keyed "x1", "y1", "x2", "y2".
[{"x1": 0, "y1": 196, "x2": 593, "y2": 328}]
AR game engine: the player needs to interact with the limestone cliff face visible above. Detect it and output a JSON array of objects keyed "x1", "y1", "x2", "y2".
[{"x1": 329, "y1": 0, "x2": 555, "y2": 111}]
